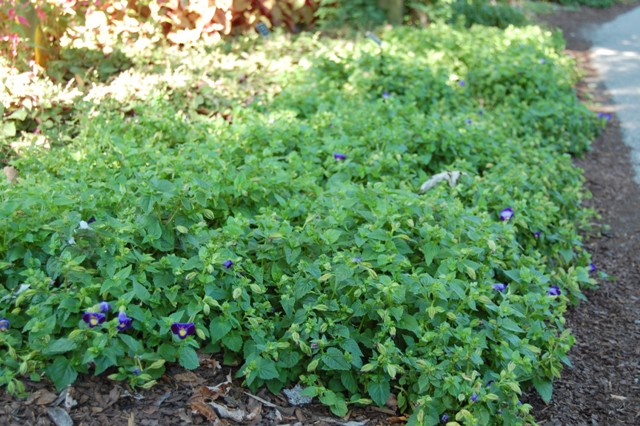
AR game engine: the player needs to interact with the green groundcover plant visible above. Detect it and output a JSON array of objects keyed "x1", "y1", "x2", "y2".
[{"x1": 0, "y1": 23, "x2": 605, "y2": 425}]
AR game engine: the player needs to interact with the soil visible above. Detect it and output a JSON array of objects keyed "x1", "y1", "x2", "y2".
[{"x1": 2, "y1": 4, "x2": 640, "y2": 426}]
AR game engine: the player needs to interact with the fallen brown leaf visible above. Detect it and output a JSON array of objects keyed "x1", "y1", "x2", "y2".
[
  {"x1": 25, "y1": 389, "x2": 58, "y2": 406},
  {"x1": 387, "y1": 416, "x2": 407, "y2": 424},
  {"x1": 198, "y1": 356, "x2": 220, "y2": 370},
  {"x1": 174, "y1": 371, "x2": 205, "y2": 385},
  {"x1": 104, "y1": 386, "x2": 121, "y2": 408},
  {"x1": 190, "y1": 398, "x2": 221, "y2": 423},
  {"x1": 197, "y1": 385, "x2": 223, "y2": 401}
]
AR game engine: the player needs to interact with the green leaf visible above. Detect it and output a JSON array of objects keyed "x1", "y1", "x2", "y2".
[
  {"x1": 178, "y1": 346, "x2": 200, "y2": 370},
  {"x1": 322, "y1": 348, "x2": 350, "y2": 371},
  {"x1": 223, "y1": 332, "x2": 243, "y2": 352},
  {"x1": 43, "y1": 338, "x2": 77, "y2": 355},
  {"x1": 341, "y1": 372, "x2": 358, "y2": 393},
  {"x1": 323, "y1": 229, "x2": 342, "y2": 245},
  {"x1": 209, "y1": 318, "x2": 233, "y2": 343},
  {"x1": 133, "y1": 280, "x2": 151, "y2": 302},
  {"x1": 114, "y1": 265, "x2": 132, "y2": 281},
  {"x1": 533, "y1": 377, "x2": 553, "y2": 403},
  {"x1": 158, "y1": 343, "x2": 178, "y2": 362},
  {"x1": 1, "y1": 122, "x2": 16, "y2": 138},
  {"x1": 368, "y1": 378, "x2": 390, "y2": 406},
  {"x1": 45, "y1": 357, "x2": 78, "y2": 390},
  {"x1": 504, "y1": 269, "x2": 521, "y2": 283},
  {"x1": 500, "y1": 317, "x2": 524, "y2": 333},
  {"x1": 257, "y1": 358, "x2": 280, "y2": 380},
  {"x1": 119, "y1": 334, "x2": 143, "y2": 354}
]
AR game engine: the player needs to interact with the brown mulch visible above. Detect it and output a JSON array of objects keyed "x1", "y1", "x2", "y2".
[
  {"x1": 2, "y1": 4, "x2": 640, "y2": 425},
  {"x1": 526, "y1": 3, "x2": 640, "y2": 425}
]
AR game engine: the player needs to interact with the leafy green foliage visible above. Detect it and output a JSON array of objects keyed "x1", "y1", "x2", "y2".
[{"x1": 0, "y1": 23, "x2": 601, "y2": 423}]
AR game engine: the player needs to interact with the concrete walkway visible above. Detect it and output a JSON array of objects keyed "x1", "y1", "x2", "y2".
[{"x1": 589, "y1": 6, "x2": 640, "y2": 184}]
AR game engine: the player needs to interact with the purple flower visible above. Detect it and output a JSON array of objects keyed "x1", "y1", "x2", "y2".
[
  {"x1": 471, "y1": 393, "x2": 478, "y2": 403},
  {"x1": 171, "y1": 322, "x2": 196, "y2": 339},
  {"x1": 465, "y1": 118, "x2": 472, "y2": 125},
  {"x1": 597, "y1": 112, "x2": 612, "y2": 121},
  {"x1": 0, "y1": 318, "x2": 9, "y2": 332},
  {"x1": 493, "y1": 283, "x2": 506, "y2": 292},
  {"x1": 382, "y1": 91, "x2": 391, "y2": 99},
  {"x1": 440, "y1": 414, "x2": 449, "y2": 423},
  {"x1": 87, "y1": 216, "x2": 96, "y2": 224},
  {"x1": 588, "y1": 263, "x2": 596, "y2": 272},
  {"x1": 547, "y1": 285, "x2": 561, "y2": 296},
  {"x1": 82, "y1": 312, "x2": 106, "y2": 328},
  {"x1": 458, "y1": 80, "x2": 465, "y2": 87},
  {"x1": 224, "y1": 260, "x2": 233, "y2": 269},
  {"x1": 117, "y1": 312, "x2": 133, "y2": 331},
  {"x1": 133, "y1": 368, "x2": 140, "y2": 376},
  {"x1": 533, "y1": 231, "x2": 542, "y2": 238},
  {"x1": 98, "y1": 302, "x2": 111, "y2": 313},
  {"x1": 352, "y1": 257, "x2": 362, "y2": 263},
  {"x1": 310, "y1": 342, "x2": 319, "y2": 350},
  {"x1": 499, "y1": 207, "x2": 514, "y2": 221},
  {"x1": 539, "y1": 58, "x2": 546, "y2": 64},
  {"x1": 333, "y1": 153, "x2": 347, "y2": 161}
]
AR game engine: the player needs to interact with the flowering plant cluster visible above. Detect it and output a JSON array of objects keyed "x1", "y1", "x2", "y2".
[{"x1": 0, "y1": 23, "x2": 603, "y2": 424}]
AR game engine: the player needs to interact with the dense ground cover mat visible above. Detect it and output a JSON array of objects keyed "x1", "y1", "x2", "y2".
[{"x1": 0, "y1": 23, "x2": 604, "y2": 425}]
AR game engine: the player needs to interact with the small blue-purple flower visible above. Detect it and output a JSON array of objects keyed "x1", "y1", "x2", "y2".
[
  {"x1": 224, "y1": 260, "x2": 233, "y2": 269},
  {"x1": 458, "y1": 80, "x2": 465, "y2": 87},
  {"x1": 440, "y1": 414, "x2": 449, "y2": 423},
  {"x1": 382, "y1": 91, "x2": 391, "y2": 99},
  {"x1": 333, "y1": 153, "x2": 347, "y2": 161},
  {"x1": 471, "y1": 393, "x2": 478, "y2": 402},
  {"x1": 588, "y1": 263, "x2": 596, "y2": 272},
  {"x1": 98, "y1": 301, "x2": 111, "y2": 313},
  {"x1": 117, "y1": 312, "x2": 133, "y2": 331},
  {"x1": 133, "y1": 368, "x2": 140, "y2": 376},
  {"x1": 0, "y1": 318, "x2": 9, "y2": 332},
  {"x1": 83, "y1": 312, "x2": 106, "y2": 328},
  {"x1": 171, "y1": 322, "x2": 196, "y2": 339},
  {"x1": 533, "y1": 231, "x2": 542, "y2": 238},
  {"x1": 352, "y1": 257, "x2": 362, "y2": 263},
  {"x1": 547, "y1": 285, "x2": 561, "y2": 296},
  {"x1": 539, "y1": 58, "x2": 546, "y2": 64},
  {"x1": 499, "y1": 207, "x2": 514, "y2": 221},
  {"x1": 493, "y1": 283, "x2": 507, "y2": 292},
  {"x1": 465, "y1": 118, "x2": 472, "y2": 125},
  {"x1": 597, "y1": 112, "x2": 612, "y2": 121}
]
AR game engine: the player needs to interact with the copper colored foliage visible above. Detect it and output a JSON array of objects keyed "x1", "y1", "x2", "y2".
[{"x1": 154, "y1": 0, "x2": 320, "y2": 44}]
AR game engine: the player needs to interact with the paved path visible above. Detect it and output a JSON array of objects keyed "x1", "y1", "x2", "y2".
[{"x1": 589, "y1": 7, "x2": 640, "y2": 184}]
